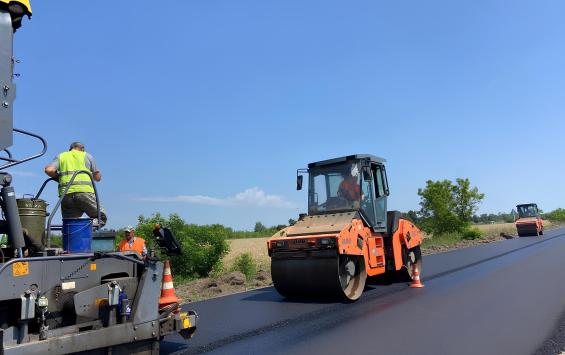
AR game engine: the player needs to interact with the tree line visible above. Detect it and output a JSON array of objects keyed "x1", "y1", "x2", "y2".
[{"x1": 130, "y1": 179, "x2": 565, "y2": 280}]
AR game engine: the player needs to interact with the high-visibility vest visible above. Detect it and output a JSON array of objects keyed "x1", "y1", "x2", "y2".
[
  {"x1": 118, "y1": 237, "x2": 146, "y2": 255},
  {"x1": 58, "y1": 150, "x2": 94, "y2": 196}
]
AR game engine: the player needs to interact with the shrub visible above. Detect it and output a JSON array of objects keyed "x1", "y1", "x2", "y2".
[
  {"x1": 231, "y1": 252, "x2": 257, "y2": 281},
  {"x1": 461, "y1": 227, "x2": 483, "y2": 240},
  {"x1": 209, "y1": 260, "x2": 226, "y2": 279},
  {"x1": 254, "y1": 222, "x2": 267, "y2": 233},
  {"x1": 135, "y1": 213, "x2": 230, "y2": 279},
  {"x1": 544, "y1": 208, "x2": 565, "y2": 222},
  {"x1": 418, "y1": 178, "x2": 484, "y2": 235}
]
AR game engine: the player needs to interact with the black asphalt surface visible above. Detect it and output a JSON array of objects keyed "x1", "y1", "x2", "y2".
[{"x1": 162, "y1": 227, "x2": 565, "y2": 355}]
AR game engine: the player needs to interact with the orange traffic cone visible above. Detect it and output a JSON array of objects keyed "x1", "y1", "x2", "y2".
[
  {"x1": 159, "y1": 260, "x2": 180, "y2": 310},
  {"x1": 409, "y1": 263, "x2": 424, "y2": 288}
]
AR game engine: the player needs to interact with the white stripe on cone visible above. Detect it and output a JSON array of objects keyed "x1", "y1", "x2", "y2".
[{"x1": 162, "y1": 281, "x2": 174, "y2": 290}]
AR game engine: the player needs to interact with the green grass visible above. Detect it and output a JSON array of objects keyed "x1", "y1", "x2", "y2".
[
  {"x1": 50, "y1": 236, "x2": 63, "y2": 248},
  {"x1": 421, "y1": 232, "x2": 463, "y2": 249},
  {"x1": 230, "y1": 252, "x2": 258, "y2": 281}
]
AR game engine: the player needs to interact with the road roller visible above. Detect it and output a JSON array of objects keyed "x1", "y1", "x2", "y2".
[
  {"x1": 515, "y1": 203, "x2": 544, "y2": 237},
  {"x1": 268, "y1": 154, "x2": 423, "y2": 301}
]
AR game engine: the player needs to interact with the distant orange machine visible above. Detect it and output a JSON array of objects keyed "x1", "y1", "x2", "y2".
[{"x1": 515, "y1": 203, "x2": 544, "y2": 237}]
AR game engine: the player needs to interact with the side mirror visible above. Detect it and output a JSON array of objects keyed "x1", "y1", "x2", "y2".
[{"x1": 296, "y1": 175, "x2": 303, "y2": 190}]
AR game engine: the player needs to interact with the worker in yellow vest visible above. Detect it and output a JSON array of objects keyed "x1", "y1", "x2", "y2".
[
  {"x1": 118, "y1": 226, "x2": 147, "y2": 257},
  {"x1": 44, "y1": 142, "x2": 107, "y2": 226}
]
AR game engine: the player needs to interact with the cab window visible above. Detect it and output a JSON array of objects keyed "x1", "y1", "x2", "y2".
[{"x1": 375, "y1": 166, "x2": 385, "y2": 198}]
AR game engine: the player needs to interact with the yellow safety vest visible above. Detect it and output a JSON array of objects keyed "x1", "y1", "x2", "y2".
[
  {"x1": 0, "y1": 0, "x2": 32, "y2": 15},
  {"x1": 58, "y1": 150, "x2": 94, "y2": 196}
]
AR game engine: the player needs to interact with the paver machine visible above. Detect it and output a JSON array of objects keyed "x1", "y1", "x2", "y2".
[
  {"x1": 0, "y1": 2, "x2": 196, "y2": 353},
  {"x1": 515, "y1": 203, "x2": 544, "y2": 237},
  {"x1": 268, "y1": 155, "x2": 423, "y2": 301}
]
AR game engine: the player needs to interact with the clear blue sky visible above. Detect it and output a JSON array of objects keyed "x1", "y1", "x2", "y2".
[{"x1": 8, "y1": 0, "x2": 565, "y2": 230}]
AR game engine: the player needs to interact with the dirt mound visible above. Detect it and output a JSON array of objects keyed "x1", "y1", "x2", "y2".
[
  {"x1": 175, "y1": 270, "x2": 272, "y2": 302},
  {"x1": 221, "y1": 271, "x2": 246, "y2": 286},
  {"x1": 256, "y1": 270, "x2": 269, "y2": 281}
]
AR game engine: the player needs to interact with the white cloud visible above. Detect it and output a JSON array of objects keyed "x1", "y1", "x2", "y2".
[
  {"x1": 233, "y1": 187, "x2": 296, "y2": 208},
  {"x1": 136, "y1": 187, "x2": 297, "y2": 209}
]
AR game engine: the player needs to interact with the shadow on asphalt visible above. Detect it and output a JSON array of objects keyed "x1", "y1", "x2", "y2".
[
  {"x1": 160, "y1": 340, "x2": 188, "y2": 354},
  {"x1": 241, "y1": 288, "x2": 343, "y2": 304}
]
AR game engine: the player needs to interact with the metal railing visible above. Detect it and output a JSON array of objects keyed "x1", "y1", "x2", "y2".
[{"x1": 0, "y1": 128, "x2": 48, "y2": 170}]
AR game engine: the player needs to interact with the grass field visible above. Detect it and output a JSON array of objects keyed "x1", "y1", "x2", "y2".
[
  {"x1": 225, "y1": 237, "x2": 271, "y2": 271},
  {"x1": 475, "y1": 222, "x2": 521, "y2": 236}
]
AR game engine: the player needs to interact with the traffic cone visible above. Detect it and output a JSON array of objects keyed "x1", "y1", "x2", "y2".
[
  {"x1": 159, "y1": 260, "x2": 180, "y2": 310},
  {"x1": 409, "y1": 263, "x2": 424, "y2": 288}
]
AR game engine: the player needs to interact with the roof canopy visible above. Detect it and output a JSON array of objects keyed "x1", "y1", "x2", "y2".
[{"x1": 308, "y1": 154, "x2": 386, "y2": 168}]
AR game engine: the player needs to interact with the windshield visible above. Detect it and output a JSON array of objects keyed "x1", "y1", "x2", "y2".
[
  {"x1": 308, "y1": 162, "x2": 362, "y2": 214},
  {"x1": 517, "y1": 205, "x2": 537, "y2": 218}
]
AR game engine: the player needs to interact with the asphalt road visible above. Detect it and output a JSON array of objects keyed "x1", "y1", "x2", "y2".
[{"x1": 162, "y1": 227, "x2": 565, "y2": 355}]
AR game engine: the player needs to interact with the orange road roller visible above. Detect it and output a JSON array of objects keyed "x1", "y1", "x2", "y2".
[
  {"x1": 515, "y1": 203, "x2": 544, "y2": 237},
  {"x1": 268, "y1": 154, "x2": 423, "y2": 301}
]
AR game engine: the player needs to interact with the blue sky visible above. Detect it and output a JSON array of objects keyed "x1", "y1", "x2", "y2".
[{"x1": 7, "y1": 0, "x2": 565, "y2": 230}]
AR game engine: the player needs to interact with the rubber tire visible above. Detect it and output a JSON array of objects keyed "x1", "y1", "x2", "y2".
[
  {"x1": 405, "y1": 245, "x2": 423, "y2": 281},
  {"x1": 338, "y1": 255, "x2": 367, "y2": 302},
  {"x1": 391, "y1": 245, "x2": 422, "y2": 282}
]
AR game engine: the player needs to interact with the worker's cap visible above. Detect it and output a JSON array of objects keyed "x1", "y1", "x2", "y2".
[
  {"x1": 124, "y1": 226, "x2": 135, "y2": 233},
  {"x1": 69, "y1": 141, "x2": 85, "y2": 150}
]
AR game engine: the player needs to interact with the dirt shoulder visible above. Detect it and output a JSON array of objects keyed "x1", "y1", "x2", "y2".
[
  {"x1": 175, "y1": 221, "x2": 563, "y2": 303},
  {"x1": 176, "y1": 270, "x2": 272, "y2": 303}
]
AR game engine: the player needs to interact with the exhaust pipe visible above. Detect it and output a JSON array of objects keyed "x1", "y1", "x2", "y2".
[{"x1": 1, "y1": 173, "x2": 26, "y2": 254}]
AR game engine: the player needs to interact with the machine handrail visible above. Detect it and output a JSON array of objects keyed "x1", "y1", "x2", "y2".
[
  {"x1": 0, "y1": 148, "x2": 17, "y2": 162},
  {"x1": 0, "y1": 128, "x2": 48, "y2": 170},
  {"x1": 46, "y1": 170, "x2": 101, "y2": 248},
  {"x1": 34, "y1": 177, "x2": 56, "y2": 199},
  {"x1": 2, "y1": 149, "x2": 12, "y2": 159}
]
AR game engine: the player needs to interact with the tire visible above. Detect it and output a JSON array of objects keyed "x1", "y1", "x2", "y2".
[
  {"x1": 405, "y1": 245, "x2": 423, "y2": 281},
  {"x1": 338, "y1": 255, "x2": 367, "y2": 302},
  {"x1": 393, "y1": 245, "x2": 423, "y2": 282}
]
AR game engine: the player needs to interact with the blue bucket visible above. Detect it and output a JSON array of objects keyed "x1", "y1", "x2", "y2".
[{"x1": 62, "y1": 218, "x2": 93, "y2": 253}]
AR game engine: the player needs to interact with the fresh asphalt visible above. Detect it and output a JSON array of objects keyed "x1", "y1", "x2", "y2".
[{"x1": 161, "y1": 227, "x2": 565, "y2": 355}]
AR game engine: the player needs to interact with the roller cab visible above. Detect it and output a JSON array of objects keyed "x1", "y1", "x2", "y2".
[
  {"x1": 515, "y1": 203, "x2": 544, "y2": 237},
  {"x1": 268, "y1": 155, "x2": 423, "y2": 301}
]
